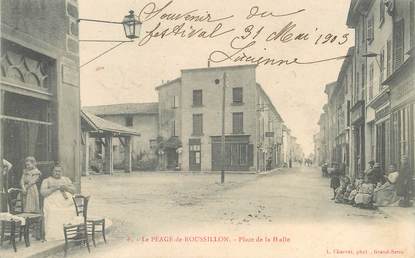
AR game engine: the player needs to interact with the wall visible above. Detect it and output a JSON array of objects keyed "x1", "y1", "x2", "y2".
[
  {"x1": 1, "y1": 0, "x2": 81, "y2": 189},
  {"x1": 158, "y1": 80, "x2": 182, "y2": 140}
]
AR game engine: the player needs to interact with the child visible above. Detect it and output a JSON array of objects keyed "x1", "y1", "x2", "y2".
[
  {"x1": 335, "y1": 176, "x2": 350, "y2": 203},
  {"x1": 348, "y1": 176, "x2": 363, "y2": 205},
  {"x1": 20, "y1": 157, "x2": 41, "y2": 213},
  {"x1": 354, "y1": 175, "x2": 375, "y2": 209}
]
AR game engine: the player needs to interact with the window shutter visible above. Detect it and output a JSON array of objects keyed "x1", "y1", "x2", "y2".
[
  {"x1": 380, "y1": 0, "x2": 385, "y2": 24},
  {"x1": 367, "y1": 16, "x2": 374, "y2": 43},
  {"x1": 232, "y1": 88, "x2": 243, "y2": 103},
  {"x1": 387, "y1": 40, "x2": 392, "y2": 77},
  {"x1": 411, "y1": 0, "x2": 414, "y2": 48},
  {"x1": 393, "y1": 19, "x2": 404, "y2": 70},
  {"x1": 379, "y1": 48, "x2": 385, "y2": 85},
  {"x1": 193, "y1": 90, "x2": 202, "y2": 106},
  {"x1": 232, "y1": 112, "x2": 243, "y2": 134}
]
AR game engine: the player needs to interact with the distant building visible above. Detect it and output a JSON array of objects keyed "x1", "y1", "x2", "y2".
[
  {"x1": 156, "y1": 64, "x2": 287, "y2": 172},
  {"x1": 83, "y1": 103, "x2": 158, "y2": 170}
]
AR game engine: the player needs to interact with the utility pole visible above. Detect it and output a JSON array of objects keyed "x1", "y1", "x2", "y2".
[
  {"x1": 215, "y1": 72, "x2": 227, "y2": 184},
  {"x1": 221, "y1": 72, "x2": 227, "y2": 184}
]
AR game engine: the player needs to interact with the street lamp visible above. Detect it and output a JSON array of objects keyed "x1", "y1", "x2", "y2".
[
  {"x1": 122, "y1": 10, "x2": 142, "y2": 39},
  {"x1": 78, "y1": 10, "x2": 142, "y2": 68},
  {"x1": 215, "y1": 73, "x2": 227, "y2": 184}
]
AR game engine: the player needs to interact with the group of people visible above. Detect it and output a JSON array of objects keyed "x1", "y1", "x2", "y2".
[
  {"x1": 2, "y1": 157, "x2": 79, "y2": 241},
  {"x1": 327, "y1": 156, "x2": 413, "y2": 209}
]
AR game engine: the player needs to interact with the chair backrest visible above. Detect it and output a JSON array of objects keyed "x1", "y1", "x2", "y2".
[
  {"x1": 72, "y1": 195, "x2": 90, "y2": 222},
  {"x1": 64, "y1": 223, "x2": 87, "y2": 241},
  {"x1": 7, "y1": 189, "x2": 23, "y2": 214}
]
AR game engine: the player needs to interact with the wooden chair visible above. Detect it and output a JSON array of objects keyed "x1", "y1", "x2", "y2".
[
  {"x1": 63, "y1": 223, "x2": 90, "y2": 256},
  {"x1": 63, "y1": 195, "x2": 91, "y2": 256},
  {"x1": 0, "y1": 219, "x2": 22, "y2": 252},
  {"x1": 73, "y1": 195, "x2": 106, "y2": 247},
  {"x1": 7, "y1": 189, "x2": 43, "y2": 247}
]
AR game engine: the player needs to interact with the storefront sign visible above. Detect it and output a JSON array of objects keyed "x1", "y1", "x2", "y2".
[{"x1": 375, "y1": 105, "x2": 390, "y2": 120}]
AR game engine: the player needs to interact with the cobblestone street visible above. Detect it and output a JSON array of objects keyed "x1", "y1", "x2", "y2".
[{"x1": 46, "y1": 167, "x2": 415, "y2": 258}]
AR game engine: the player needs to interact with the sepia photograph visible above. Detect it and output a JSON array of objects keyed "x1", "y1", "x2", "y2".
[{"x1": 0, "y1": 0, "x2": 414, "y2": 257}]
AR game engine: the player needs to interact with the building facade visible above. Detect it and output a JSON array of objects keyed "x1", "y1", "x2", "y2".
[
  {"x1": 157, "y1": 65, "x2": 289, "y2": 172},
  {"x1": 317, "y1": 0, "x2": 414, "y2": 189},
  {"x1": 0, "y1": 0, "x2": 81, "y2": 204}
]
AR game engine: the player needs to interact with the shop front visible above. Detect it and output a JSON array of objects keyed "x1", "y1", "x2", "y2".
[
  {"x1": 368, "y1": 89, "x2": 391, "y2": 171},
  {"x1": 383, "y1": 51, "x2": 414, "y2": 193},
  {"x1": 0, "y1": 38, "x2": 81, "y2": 210},
  {"x1": 211, "y1": 135, "x2": 253, "y2": 171}
]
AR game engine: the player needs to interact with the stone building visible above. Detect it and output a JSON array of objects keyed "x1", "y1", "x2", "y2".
[
  {"x1": 156, "y1": 64, "x2": 288, "y2": 172},
  {"x1": 0, "y1": 0, "x2": 81, "y2": 204},
  {"x1": 347, "y1": 0, "x2": 414, "y2": 177}
]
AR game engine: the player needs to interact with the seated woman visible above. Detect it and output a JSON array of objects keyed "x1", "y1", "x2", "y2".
[
  {"x1": 373, "y1": 164, "x2": 400, "y2": 207},
  {"x1": 41, "y1": 164, "x2": 78, "y2": 241}
]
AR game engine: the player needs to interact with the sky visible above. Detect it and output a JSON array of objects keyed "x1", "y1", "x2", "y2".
[{"x1": 79, "y1": 0, "x2": 354, "y2": 156}]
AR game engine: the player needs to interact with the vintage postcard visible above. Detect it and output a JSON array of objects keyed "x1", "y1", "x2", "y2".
[{"x1": 0, "y1": 0, "x2": 414, "y2": 257}]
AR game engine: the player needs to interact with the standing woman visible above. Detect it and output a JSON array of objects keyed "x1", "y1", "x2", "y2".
[{"x1": 20, "y1": 157, "x2": 41, "y2": 213}]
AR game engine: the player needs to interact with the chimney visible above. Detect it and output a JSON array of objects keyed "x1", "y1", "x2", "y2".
[{"x1": 207, "y1": 60, "x2": 210, "y2": 68}]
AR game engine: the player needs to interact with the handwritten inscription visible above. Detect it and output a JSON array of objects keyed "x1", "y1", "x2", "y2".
[{"x1": 136, "y1": 1, "x2": 350, "y2": 67}]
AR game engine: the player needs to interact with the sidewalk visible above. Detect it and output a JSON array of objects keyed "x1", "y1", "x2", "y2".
[
  {"x1": 1, "y1": 219, "x2": 112, "y2": 258},
  {"x1": 378, "y1": 204, "x2": 415, "y2": 220}
]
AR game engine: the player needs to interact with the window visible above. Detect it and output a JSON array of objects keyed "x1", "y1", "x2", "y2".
[
  {"x1": 126, "y1": 116, "x2": 133, "y2": 127},
  {"x1": 379, "y1": 0, "x2": 385, "y2": 26},
  {"x1": 171, "y1": 120, "x2": 176, "y2": 136},
  {"x1": 367, "y1": 15, "x2": 374, "y2": 43},
  {"x1": 3, "y1": 92, "x2": 53, "y2": 167},
  {"x1": 387, "y1": 39, "x2": 392, "y2": 77},
  {"x1": 193, "y1": 90, "x2": 203, "y2": 106},
  {"x1": 369, "y1": 63, "x2": 374, "y2": 101},
  {"x1": 192, "y1": 114, "x2": 203, "y2": 135},
  {"x1": 393, "y1": 19, "x2": 404, "y2": 71},
  {"x1": 172, "y1": 95, "x2": 179, "y2": 108},
  {"x1": 232, "y1": 112, "x2": 244, "y2": 134},
  {"x1": 232, "y1": 87, "x2": 243, "y2": 104}
]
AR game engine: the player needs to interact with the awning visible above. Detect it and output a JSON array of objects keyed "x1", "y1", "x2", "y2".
[{"x1": 81, "y1": 110, "x2": 140, "y2": 136}]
